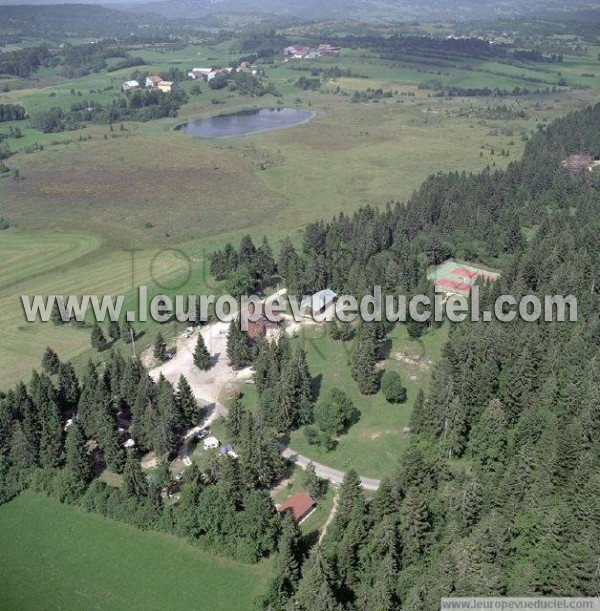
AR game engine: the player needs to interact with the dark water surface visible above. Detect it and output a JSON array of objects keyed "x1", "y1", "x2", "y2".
[{"x1": 179, "y1": 108, "x2": 313, "y2": 139}]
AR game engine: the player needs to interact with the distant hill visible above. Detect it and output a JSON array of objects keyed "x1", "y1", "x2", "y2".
[
  {"x1": 121, "y1": 0, "x2": 593, "y2": 22},
  {"x1": 0, "y1": 4, "x2": 167, "y2": 41}
]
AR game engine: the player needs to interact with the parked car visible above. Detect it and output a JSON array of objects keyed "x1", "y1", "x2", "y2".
[
  {"x1": 203, "y1": 436, "x2": 220, "y2": 451},
  {"x1": 196, "y1": 429, "x2": 209, "y2": 440},
  {"x1": 175, "y1": 469, "x2": 186, "y2": 482}
]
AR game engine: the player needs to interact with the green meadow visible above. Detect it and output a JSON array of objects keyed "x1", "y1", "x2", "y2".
[
  {"x1": 0, "y1": 492, "x2": 268, "y2": 611},
  {"x1": 1, "y1": 34, "x2": 599, "y2": 386}
]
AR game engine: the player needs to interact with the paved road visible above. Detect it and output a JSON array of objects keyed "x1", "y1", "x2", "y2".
[{"x1": 280, "y1": 447, "x2": 381, "y2": 491}]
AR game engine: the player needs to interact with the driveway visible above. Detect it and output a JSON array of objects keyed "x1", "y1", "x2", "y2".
[{"x1": 148, "y1": 292, "x2": 382, "y2": 491}]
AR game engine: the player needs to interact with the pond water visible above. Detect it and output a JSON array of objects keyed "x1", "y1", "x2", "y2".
[{"x1": 179, "y1": 107, "x2": 313, "y2": 139}]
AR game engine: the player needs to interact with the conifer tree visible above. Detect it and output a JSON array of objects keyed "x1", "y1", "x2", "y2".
[
  {"x1": 14, "y1": 383, "x2": 40, "y2": 463},
  {"x1": 351, "y1": 332, "x2": 380, "y2": 395},
  {"x1": 256, "y1": 236, "x2": 277, "y2": 279},
  {"x1": 153, "y1": 376, "x2": 181, "y2": 456},
  {"x1": 120, "y1": 319, "x2": 135, "y2": 344},
  {"x1": 90, "y1": 323, "x2": 107, "y2": 352},
  {"x1": 107, "y1": 319, "x2": 120, "y2": 341},
  {"x1": 177, "y1": 375, "x2": 201, "y2": 426},
  {"x1": 41, "y1": 347, "x2": 60, "y2": 375},
  {"x1": 153, "y1": 331, "x2": 166, "y2": 361},
  {"x1": 262, "y1": 512, "x2": 304, "y2": 609},
  {"x1": 400, "y1": 487, "x2": 431, "y2": 565},
  {"x1": 226, "y1": 317, "x2": 253, "y2": 368},
  {"x1": 77, "y1": 362, "x2": 98, "y2": 439},
  {"x1": 98, "y1": 412, "x2": 125, "y2": 473},
  {"x1": 57, "y1": 362, "x2": 81, "y2": 410},
  {"x1": 293, "y1": 547, "x2": 342, "y2": 611},
  {"x1": 65, "y1": 420, "x2": 91, "y2": 483},
  {"x1": 226, "y1": 396, "x2": 246, "y2": 445},
  {"x1": 39, "y1": 399, "x2": 63, "y2": 468},
  {"x1": 123, "y1": 449, "x2": 148, "y2": 498},
  {"x1": 9, "y1": 422, "x2": 36, "y2": 469},
  {"x1": 193, "y1": 333, "x2": 212, "y2": 370}
]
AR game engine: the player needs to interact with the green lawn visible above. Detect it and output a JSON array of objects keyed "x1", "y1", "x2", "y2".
[
  {"x1": 0, "y1": 492, "x2": 268, "y2": 611},
  {"x1": 282, "y1": 323, "x2": 448, "y2": 479}
]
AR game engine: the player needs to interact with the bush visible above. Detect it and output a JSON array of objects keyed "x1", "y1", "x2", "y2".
[
  {"x1": 313, "y1": 388, "x2": 359, "y2": 436},
  {"x1": 380, "y1": 370, "x2": 407, "y2": 404}
]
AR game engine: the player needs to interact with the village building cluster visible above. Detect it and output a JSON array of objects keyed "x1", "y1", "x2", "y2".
[
  {"x1": 121, "y1": 74, "x2": 176, "y2": 92},
  {"x1": 122, "y1": 45, "x2": 341, "y2": 91},
  {"x1": 283, "y1": 43, "x2": 341, "y2": 59}
]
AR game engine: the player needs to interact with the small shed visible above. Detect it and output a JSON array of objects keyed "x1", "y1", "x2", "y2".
[{"x1": 278, "y1": 492, "x2": 316, "y2": 523}]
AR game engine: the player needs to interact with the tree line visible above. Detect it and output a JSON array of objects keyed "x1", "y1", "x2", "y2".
[{"x1": 258, "y1": 102, "x2": 600, "y2": 609}]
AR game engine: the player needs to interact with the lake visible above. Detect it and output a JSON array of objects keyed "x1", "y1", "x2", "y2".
[{"x1": 179, "y1": 108, "x2": 313, "y2": 139}]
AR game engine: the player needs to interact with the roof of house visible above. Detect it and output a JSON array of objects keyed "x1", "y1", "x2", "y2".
[
  {"x1": 278, "y1": 492, "x2": 316, "y2": 522},
  {"x1": 147, "y1": 75, "x2": 162, "y2": 83},
  {"x1": 158, "y1": 80, "x2": 174, "y2": 86}
]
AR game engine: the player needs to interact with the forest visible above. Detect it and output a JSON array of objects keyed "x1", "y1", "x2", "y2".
[{"x1": 1, "y1": 88, "x2": 600, "y2": 608}]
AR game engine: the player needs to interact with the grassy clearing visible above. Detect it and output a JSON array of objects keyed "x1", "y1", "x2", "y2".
[
  {"x1": 284, "y1": 323, "x2": 448, "y2": 479},
  {"x1": 0, "y1": 492, "x2": 268, "y2": 611},
  {"x1": 0, "y1": 230, "x2": 188, "y2": 385}
]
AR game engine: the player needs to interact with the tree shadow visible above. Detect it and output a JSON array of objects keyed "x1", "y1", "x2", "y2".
[
  {"x1": 379, "y1": 337, "x2": 393, "y2": 360},
  {"x1": 311, "y1": 373, "x2": 323, "y2": 401}
]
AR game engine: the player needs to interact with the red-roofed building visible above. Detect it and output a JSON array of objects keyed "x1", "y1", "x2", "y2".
[
  {"x1": 453, "y1": 266, "x2": 479, "y2": 280},
  {"x1": 145, "y1": 75, "x2": 163, "y2": 88},
  {"x1": 244, "y1": 302, "x2": 281, "y2": 340},
  {"x1": 435, "y1": 278, "x2": 472, "y2": 296},
  {"x1": 278, "y1": 492, "x2": 316, "y2": 523}
]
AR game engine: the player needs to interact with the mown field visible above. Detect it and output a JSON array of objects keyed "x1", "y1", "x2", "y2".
[
  {"x1": 1, "y1": 35, "x2": 600, "y2": 385},
  {"x1": 0, "y1": 492, "x2": 268, "y2": 611}
]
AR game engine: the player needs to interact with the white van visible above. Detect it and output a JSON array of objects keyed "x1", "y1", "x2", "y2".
[{"x1": 203, "y1": 436, "x2": 220, "y2": 451}]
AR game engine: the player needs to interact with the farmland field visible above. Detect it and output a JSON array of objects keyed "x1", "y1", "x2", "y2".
[
  {"x1": 1, "y1": 24, "x2": 600, "y2": 384},
  {"x1": 0, "y1": 492, "x2": 268, "y2": 611}
]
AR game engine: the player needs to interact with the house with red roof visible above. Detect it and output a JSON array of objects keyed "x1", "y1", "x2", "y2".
[
  {"x1": 145, "y1": 75, "x2": 163, "y2": 88},
  {"x1": 278, "y1": 492, "x2": 316, "y2": 523}
]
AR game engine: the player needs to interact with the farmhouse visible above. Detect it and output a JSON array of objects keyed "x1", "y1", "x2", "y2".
[
  {"x1": 157, "y1": 81, "x2": 176, "y2": 93},
  {"x1": 319, "y1": 44, "x2": 341, "y2": 56},
  {"x1": 238, "y1": 61, "x2": 253, "y2": 74},
  {"x1": 278, "y1": 492, "x2": 316, "y2": 523},
  {"x1": 145, "y1": 74, "x2": 163, "y2": 88},
  {"x1": 428, "y1": 260, "x2": 500, "y2": 297},
  {"x1": 301, "y1": 289, "x2": 338, "y2": 318},
  {"x1": 188, "y1": 68, "x2": 212, "y2": 80},
  {"x1": 244, "y1": 302, "x2": 281, "y2": 339},
  {"x1": 284, "y1": 45, "x2": 311, "y2": 59},
  {"x1": 122, "y1": 80, "x2": 139, "y2": 91}
]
